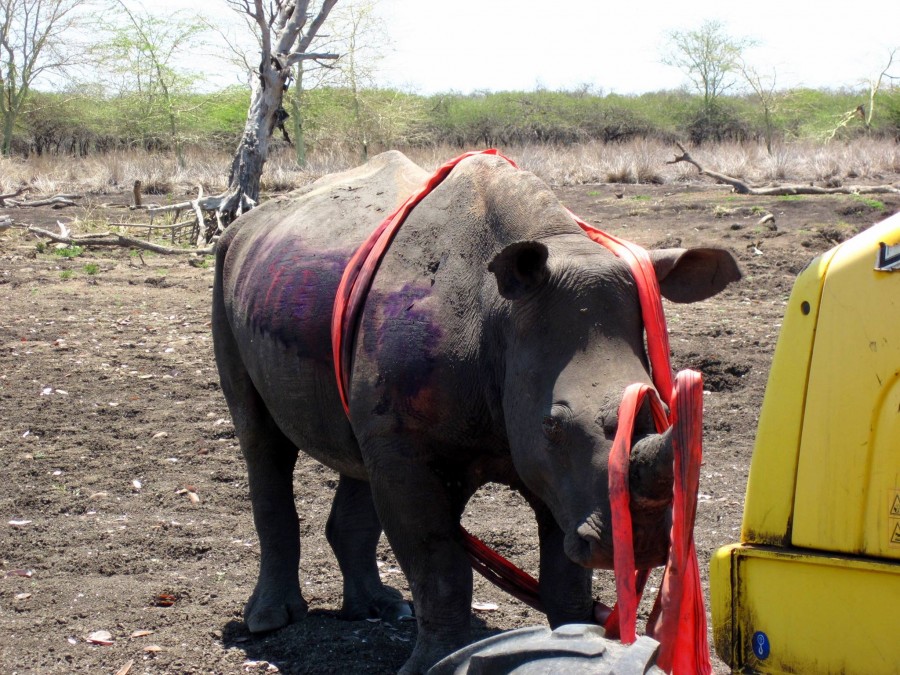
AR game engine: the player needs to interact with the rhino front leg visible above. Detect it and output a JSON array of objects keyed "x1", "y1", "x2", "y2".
[
  {"x1": 326, "y1": 474, "x2": 412, "y2": 621},
  {"x1": 532, "y1": 500, "x2": 594, "y2": 627},
  {"x1": 240, "y1": 424, "x2": 309, "y2": 633},
  {"x1": 366, "y1": 451, "x2": 473, "y2": 674}
]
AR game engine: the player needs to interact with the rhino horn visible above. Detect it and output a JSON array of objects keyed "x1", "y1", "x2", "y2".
[{"x1": 626, "y1": 427, "x2": 675, "y2": 508}]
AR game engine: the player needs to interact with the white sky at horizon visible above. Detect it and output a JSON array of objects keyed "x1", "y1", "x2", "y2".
[{"x1": 105, "y1": 0, "x2": 900, "y2": 95}]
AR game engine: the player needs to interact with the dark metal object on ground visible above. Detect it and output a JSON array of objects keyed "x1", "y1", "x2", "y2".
[{"x1": 428, "y1": 624, "x2": 664, "y2": 674}]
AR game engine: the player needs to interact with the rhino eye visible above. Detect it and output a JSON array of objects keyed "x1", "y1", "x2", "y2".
[
  {"x1": 541, "y1": 416, "x2": 561, "y2": 439},
  {"x1": 541, "y1": 405, "x2": 570, "y2": 444}
]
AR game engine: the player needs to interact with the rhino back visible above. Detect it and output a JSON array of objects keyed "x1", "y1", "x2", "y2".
[{"x1": 215, "y1": 152, "x2": 427, "y2": 470}]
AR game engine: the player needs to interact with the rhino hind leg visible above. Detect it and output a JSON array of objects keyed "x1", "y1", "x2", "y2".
[
  {"x1": 326, "y1": 474, "x2": 412, "y2": 622},
  {"x1": 218, "y1": 358, "x2": 307, "y2": 631},
  {"x1": 213, "y1": 263, "x2": 308, "y2": 633},
  {"x1": 240, "y1": 421, "x2": 309, "y2": 633}
]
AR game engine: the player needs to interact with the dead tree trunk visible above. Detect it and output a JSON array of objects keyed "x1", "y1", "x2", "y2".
[{"x1": 215, "y1": 0, "x2": 338, "y2": 227}]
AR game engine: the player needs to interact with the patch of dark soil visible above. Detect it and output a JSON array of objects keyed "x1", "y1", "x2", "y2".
[
  {"x1": 678, "y1": 353, "x2": 752, "y2": 392},
  {"x1": 818, "y1": 224, "x2": 862, "y2": 244}
]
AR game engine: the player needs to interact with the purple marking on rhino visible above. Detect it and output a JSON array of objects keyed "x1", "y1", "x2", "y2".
[
  {"x1": 362, "y1": 283, "x2": 442, "y2": 412},
  {"x1": 234, "y1": 236, "x2": 351, "y2": 361}
]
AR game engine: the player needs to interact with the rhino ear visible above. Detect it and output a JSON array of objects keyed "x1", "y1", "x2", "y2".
[
  {"x1": 650, "y1": 248, "x2": 741, "y2": 303},
  {"x1": 489, "y1": 241, "x2": 550, "y2": 300}
]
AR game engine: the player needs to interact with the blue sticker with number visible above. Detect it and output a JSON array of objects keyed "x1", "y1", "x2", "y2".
[{"x1": 752, "y1": 631, "x2": 770, "y2": 659}]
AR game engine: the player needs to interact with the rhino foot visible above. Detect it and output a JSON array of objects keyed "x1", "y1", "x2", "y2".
[
  {"x1": 339, "y1": 584, "x2": 412, "y2": 622},
  {"x1": 398, "y1": 633, "x2": 469, "y2": 675},
  {"x1": 244, "y1": 587, "x2": 309, "y2": 633}
]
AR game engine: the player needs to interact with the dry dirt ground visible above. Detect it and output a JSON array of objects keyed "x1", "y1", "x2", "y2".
[{"x1": 2, "y1": 173, "x2": 898, "y2": 674}]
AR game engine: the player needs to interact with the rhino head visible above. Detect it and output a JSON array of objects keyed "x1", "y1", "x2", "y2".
[{"x1": 489, "y1": 234, "x2": 739, "y2": 569}]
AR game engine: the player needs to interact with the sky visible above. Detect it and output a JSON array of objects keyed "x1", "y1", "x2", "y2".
[
  {"x1": 369, "y1": 0, "x2": 900, "y2": 95},
  {"x1": 145, "y1": 0, "x2": 900, "y2": 95}
]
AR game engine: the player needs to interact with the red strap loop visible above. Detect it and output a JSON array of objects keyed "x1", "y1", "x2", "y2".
[{"x1": 605, "y1": 384, "x2": 670, "y2": 644}]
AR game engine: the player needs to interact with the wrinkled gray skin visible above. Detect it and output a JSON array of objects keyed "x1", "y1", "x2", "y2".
[{"x1": 212, "y1": 151, "x2": 740, "y2": 673}]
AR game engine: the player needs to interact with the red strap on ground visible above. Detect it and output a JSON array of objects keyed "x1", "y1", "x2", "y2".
[
  {"x1": 460, "y1": 531, "x2": 542, "y2": 610},
  {"x1": 330, "y1": 150, "x2": 710, "y2": 674}
]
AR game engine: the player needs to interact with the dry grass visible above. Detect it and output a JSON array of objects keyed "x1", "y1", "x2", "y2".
[{"x1": 2, "y1": 138, "x2": 898, "y2": 198}]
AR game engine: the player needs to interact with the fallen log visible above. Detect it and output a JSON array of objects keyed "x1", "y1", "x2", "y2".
[
  {"x1": 109, "y1": 220, "x2": 197, "y2": 231},
  {"x1": 667, "y1": 143, "x2": 900, "y2": 196}
]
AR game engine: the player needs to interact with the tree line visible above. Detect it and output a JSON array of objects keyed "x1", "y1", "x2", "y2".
[{"x1": 12, "y1": 84, "x2": 900, "y2": 160}]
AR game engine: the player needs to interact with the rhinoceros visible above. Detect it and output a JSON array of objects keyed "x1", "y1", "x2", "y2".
[{"x1": 212, "y1": 150, "x2": 740, "y2": 673}]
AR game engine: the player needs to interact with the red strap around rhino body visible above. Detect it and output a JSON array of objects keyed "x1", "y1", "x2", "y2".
[
  {"x1": 330, "y1": 151, "x2": 710, "y2": 675},
  {"x1": 331, "y1": 149, "x2": 517, "y2": 415}
]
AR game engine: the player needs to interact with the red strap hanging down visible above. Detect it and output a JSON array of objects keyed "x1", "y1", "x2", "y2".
[
  {"x1": 577, "y1": 212, "x2": 711, "y2": 674},
  {"x1": 647, "y1": 369, "x2": 709, "y2": 674},
  {"x1": 330, "y1": 150, "x2": 710, "y2": 675}
]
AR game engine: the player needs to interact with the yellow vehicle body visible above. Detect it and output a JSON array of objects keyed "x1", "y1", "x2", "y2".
[{"x1": 710, "y1": 212, "x2": 900, "y2": 674}]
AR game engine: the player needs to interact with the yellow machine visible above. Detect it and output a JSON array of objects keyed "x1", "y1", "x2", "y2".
[{"x1": 710, "y1": 212, "x2": 900, "y2": 674}]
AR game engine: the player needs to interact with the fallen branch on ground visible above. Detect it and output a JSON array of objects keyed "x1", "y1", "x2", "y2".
[
  {"x1": 667, "y1": 143, "x2": 900, "y2": 196},
  {"x1": 110, "y1": 220, "x2": 198, "y2": 231},
  {"x1": 0, "y1": 187, "x2": 32, "y2": 206},
  {"x1": 145, "y1": 195, "x2": 224, "y2": 215},
  {"x1": 5, "y1": 193, "x2": 82, "y2": 208},
  {"x1": 143, "y1": 186, "x2": 236, "y2": 247},
  {"x1": 13, "y1": 221, "x2": 215, "y2": 255}
]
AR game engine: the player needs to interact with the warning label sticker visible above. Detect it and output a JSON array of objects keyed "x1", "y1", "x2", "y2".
[{"x1": 891, "y1": 491, "x2": 900, "y2": 548}]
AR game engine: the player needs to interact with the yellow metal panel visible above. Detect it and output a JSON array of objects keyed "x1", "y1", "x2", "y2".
[
  {"x1": 709, "y1": 544, "x2": 738, "y2": 668},
  {"x1": 711, "y1": 545, "x2": 900, "y2": 674},
  {"x1": 792, "y1": 214, "x2": 900, "y2": 557},
  {"x1": 864, "y1": 374, "x2": 900, "y2": 557},
  {"x1": 740, "y1": 249, "x2": 837, "y2": 545}
]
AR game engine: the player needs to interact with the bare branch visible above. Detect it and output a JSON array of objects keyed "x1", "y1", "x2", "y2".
[
  {"x1": 253, "y1": 0, "x2": 271, "y2": 63},
  {"x1": 282, "y1": 50, "x2": 338, "y2": 68},
  {"x1": 865, "y1": 47, "x2": 898, "y2": 127},
  {"x1": 296, "y1": 0, "x2": 337, "y2": 54},
  {"x1": 110, "y1": 221, "x2": 198, "y2": 231},
  {"x1": 146, "y1": 196, "x2": 229, "y2": 214}
]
